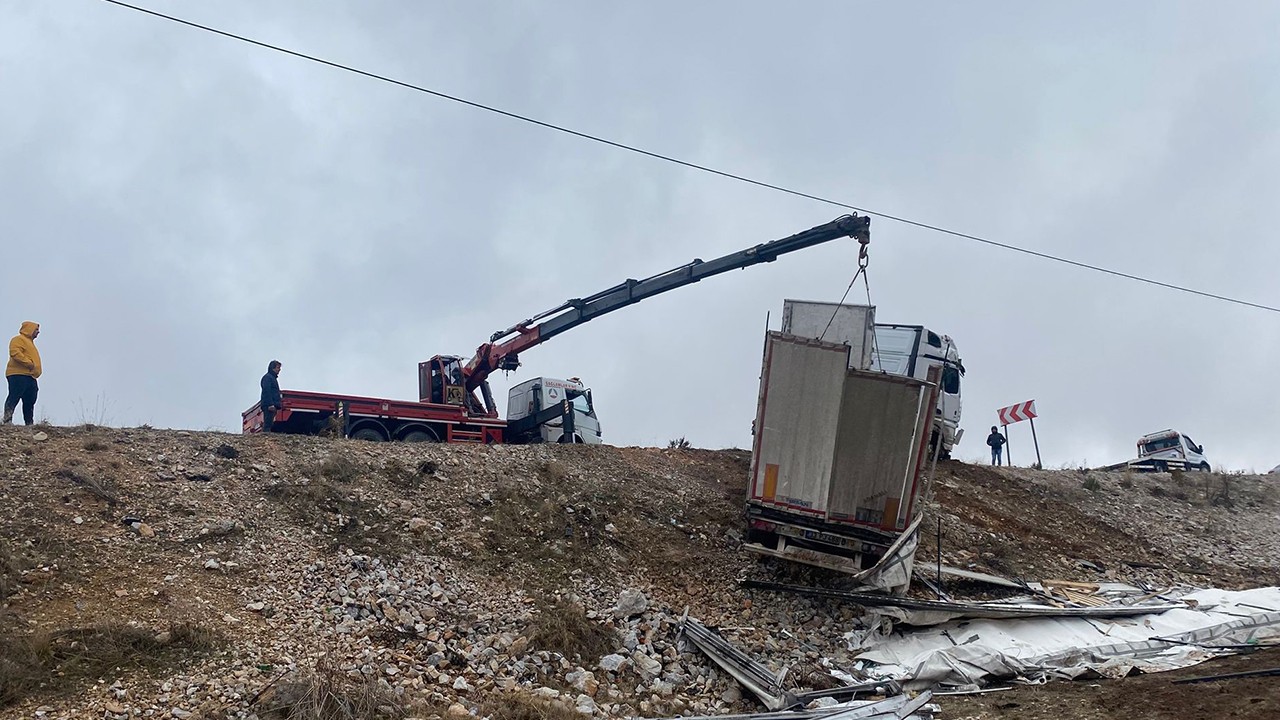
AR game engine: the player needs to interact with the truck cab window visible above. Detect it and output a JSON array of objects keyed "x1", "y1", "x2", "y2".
[
  {"x1": 926, "y1": 331, "x2": 943, "y2": 348},
  {"x1": 570, "y1": 391, "x2": 592, "y2": 415},
  {"x1": 942, "y1": 366, "x2": 961, "y2": 394},
  {"x1": 428, "y1": 362, "x2": 445, "y2": 403},
  {"x1": 1141, "y1": 436, "x2": 1180, "y2": 454}
]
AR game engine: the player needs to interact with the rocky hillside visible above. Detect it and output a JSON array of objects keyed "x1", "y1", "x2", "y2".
[{"x1": 1, "y1": 426, "x2": 1278, "y2": 719}]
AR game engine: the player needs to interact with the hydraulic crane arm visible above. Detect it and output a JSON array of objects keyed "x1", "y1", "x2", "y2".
[{"x1": 462, "y1": 214, "x2": 871, "y2": 399}]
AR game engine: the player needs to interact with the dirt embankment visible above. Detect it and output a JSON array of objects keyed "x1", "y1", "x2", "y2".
[{"x1": 2, "y1": 426, "x2": 1278, "y2": 719}]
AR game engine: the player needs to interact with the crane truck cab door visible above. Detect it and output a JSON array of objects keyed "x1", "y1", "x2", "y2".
[
  {"x1": 422, "y1": 356, "x2": 467, "y2": 406},
  {"x1": 506, "y1": 378, "x2": 541, "y2": 422},
  {"x1": 565, "y1": 388, "x2": 602, "y2": 444}
]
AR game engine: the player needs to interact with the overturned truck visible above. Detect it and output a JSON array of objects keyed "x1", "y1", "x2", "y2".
[{"x1": 744, "y1": 332, "x2": 940, "y2": 593}]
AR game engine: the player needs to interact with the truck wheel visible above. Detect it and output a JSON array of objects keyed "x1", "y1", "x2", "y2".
[
  {"x1": 1154, "y1": 460, "x2": 1167, "y2": 473},
  {"x1": 401, "y1": 429, "x2": 439, "y2": 443},
  {"x1": 351, "y1": 427, "x2": 385, "y2": 442},
  {"x1": 1199, "y1": 462, "x2": 1212, "y2": 472}
]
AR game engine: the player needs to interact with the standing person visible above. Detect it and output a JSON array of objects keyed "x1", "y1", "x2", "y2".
[
  {"x1": 4, "y1": 322, "x2": 42, "y2": 426},
  {"x1": 260, "y1": 360, "x2": 283, "y2": 433},
  {"x1": 986, "y1": 425, "x2": 1006, "y2": 466}
]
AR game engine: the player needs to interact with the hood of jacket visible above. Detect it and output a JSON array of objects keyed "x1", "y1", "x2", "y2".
[{"x1": 19, "y1": 321, "x2": 38, "y2": 338}]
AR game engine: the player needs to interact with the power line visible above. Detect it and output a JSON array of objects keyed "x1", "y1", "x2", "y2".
[{"x1": 98, "y1": 0, "x2": 1280, "y2": 315}]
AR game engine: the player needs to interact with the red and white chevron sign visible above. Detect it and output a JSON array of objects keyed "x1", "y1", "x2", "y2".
[{"x1": 997, "y1": 400, "x2": 1037, "y2": 426}]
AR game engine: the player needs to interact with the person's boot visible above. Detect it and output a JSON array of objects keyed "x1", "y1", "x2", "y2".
[{"x1": 1, "y1": 407, "x2": 12, "y2": 424}]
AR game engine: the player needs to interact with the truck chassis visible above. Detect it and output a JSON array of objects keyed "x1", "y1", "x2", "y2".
[{"x1": 242, "y1": 389, "x2": 504, "y2": 443}]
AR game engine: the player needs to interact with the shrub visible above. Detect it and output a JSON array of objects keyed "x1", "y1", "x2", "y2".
[
  {"x1": 527, "y1": 599, "x2": 616, "y2": 662},
  {"x1": 0, "y1": 622, "x2": 219, "y2": 707},
  {"x1": 318, "y1": 456, "x2": 361, "y2": 484},
  {"x1": 255, "y1": 658, "x2": 403, "y2": 719},
  {"x1": 480, "y1": 692, "x2": 582, "y2": 720}
]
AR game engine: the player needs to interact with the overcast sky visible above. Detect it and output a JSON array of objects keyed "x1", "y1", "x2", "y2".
[{"x1": 3, "y1": 1, "x2": 1278, "y2": 470}]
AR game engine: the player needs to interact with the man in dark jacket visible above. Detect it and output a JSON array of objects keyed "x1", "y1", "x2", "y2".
[
  {"x1": 260, "y1": 360, "x2": 283, "y2": 432},
  {"x1": 986, "y1": 426, "x2": 1006, "y2": 466}
]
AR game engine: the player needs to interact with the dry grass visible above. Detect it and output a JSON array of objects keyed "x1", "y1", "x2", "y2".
[
  {"x1": 480, "y1": 692, "x2": 583, "y2": 720},
  {"x1": 263, "y1": 480, "x2": 409, "y2": 559},
  {"x1": 53, "y1": 465, "x2": 119, "y2": 505},
  {"x1": 527, "y1": 599, "x2": 617, "y2": 662},
  {"x1": 318, "y1": 456, "x2": 363, "y2": 484},
  {"x1": 255, "y1": 659, "x2": 404, "y2": 719},
  {"x1": 0, "y1": 543, "x2": 28, "y2": 602},
  {"x1": 82, "y1": 439, "x2": 109, "y2": 452},
  {"x1": 538, "y1": 460, "x2": 569, "y2": 483},
  {"x1": 382, "y1": 459, "x2": 437, "y2": 489},
  {"x1": 480, "y1": 483, "x2": 611, "y2": 586},
  {"x1": 0, "y1": 621, "x2": 219, "y2": 707},
  {"x1": 0, "y1": 530, "x2": 70, "y2": 601},
  {"x1": 1205, "y1": 474, "x2": 1234, "y2": 508}
]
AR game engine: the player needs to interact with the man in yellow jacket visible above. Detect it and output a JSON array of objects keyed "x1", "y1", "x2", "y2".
[{"x1": 4, "y1": 321, "x2": 42, "y2": 425}]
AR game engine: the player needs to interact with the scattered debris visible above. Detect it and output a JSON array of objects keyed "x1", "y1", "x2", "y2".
[
  {"x1": 1170, "y1": 666, "x2": 1280, "y2": 684},
  {"x1": 744, "y1": 580, "x2": 1182, "y2": 625},
  {"x1": 680, "y1": 613, "x2": 796, "y2": 710},
  {"x1": 853, "y1": 586, "x2": 1280, "y2": 689}
]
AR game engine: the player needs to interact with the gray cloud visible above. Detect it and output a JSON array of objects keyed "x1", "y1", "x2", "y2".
[{"x1": 2, "y1": 1, "x2": 1277, "y2": 470}]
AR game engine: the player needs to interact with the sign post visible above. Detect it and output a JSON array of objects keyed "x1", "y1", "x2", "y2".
[
  {"x1": 1029, "y1": 417, "x2": 1042, "y2": 469},
  {"x1": 996, "y1": 400, "x2": 1040, "y2": 468},
  {"x1": 1002, "y1": 424, "x2": 1011, "y2": 466}
]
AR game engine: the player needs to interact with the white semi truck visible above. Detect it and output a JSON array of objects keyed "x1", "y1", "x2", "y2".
[
  {"x1": 780, "y1": 300, "x2": 965, "y2": 458},
  {"x1": 505, "y1": 376, "x2": 602, "y2": 444}
]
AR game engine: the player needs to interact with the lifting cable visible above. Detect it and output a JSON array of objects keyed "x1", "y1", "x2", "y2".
[{"x1": 819, "y1": 233, "x2": 873, "y2": 344}]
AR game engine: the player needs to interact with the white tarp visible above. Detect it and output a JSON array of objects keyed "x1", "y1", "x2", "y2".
[{"x1": 853, "y1": 587, "x2": 1280, "y2": 689}]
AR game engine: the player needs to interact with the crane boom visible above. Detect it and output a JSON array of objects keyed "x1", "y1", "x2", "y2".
[{"x1": 460, "y1": 214, "x2": 871, "y2": 404}]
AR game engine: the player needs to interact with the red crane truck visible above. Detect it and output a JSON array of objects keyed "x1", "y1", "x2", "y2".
[{"x1": 241, "y1": 214, "x2": 872, "y2": 443}]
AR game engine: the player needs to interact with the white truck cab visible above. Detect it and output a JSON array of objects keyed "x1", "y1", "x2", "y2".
[
  {"x1": 1137, "y1": 429, "x2": 1211, "y2": 472},
  {"x1": 871, "y1": 325, "x2": 964, "y2": 458},
  {"x1": 777, "y1": 301, "x2": 965, "y2": 459},
  {"x1": 506, "y1": 376, "x2": 603, "y2": 444}
]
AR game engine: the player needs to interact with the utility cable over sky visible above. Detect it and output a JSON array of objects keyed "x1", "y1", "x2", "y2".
[{"x1": 99, "y1": 0, "x2": 1280, "y2": 315}]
